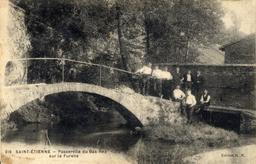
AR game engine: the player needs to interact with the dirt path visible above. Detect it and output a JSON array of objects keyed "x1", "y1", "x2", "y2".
[{"x1": 183, "y1": 144, "x2": 256, "y2": 164}]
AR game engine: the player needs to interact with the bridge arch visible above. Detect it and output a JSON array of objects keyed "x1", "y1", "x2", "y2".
[
  {"x1": 13, "y1": 91, "x2": 143, "y2": 127},
  {"x1": 2, "y1": 83, "x2": 161, "y2": 126}
]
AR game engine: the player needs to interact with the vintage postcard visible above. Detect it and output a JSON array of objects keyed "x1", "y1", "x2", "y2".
[{"x1": 0, "y1": 0, "x2": 255, "y2": 163}]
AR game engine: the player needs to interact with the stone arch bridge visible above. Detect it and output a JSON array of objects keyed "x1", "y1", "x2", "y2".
[{"x1": 1, "y1": 82, "x2": 166, "y2": 126}]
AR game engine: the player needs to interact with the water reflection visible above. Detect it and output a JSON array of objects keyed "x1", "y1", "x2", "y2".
[
  {"x1": 3, "y1": 123, "x2": 141, "y2": 152},
  {"x1": 3, "y1": 122, "x2": 256, "y2": 164}
]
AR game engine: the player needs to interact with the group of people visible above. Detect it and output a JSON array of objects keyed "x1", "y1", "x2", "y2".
[
  {"x1": 173, "y1": 86, "x2": 211, "y2": 123},
  {"x1": 135, "y1": 63, "x2": 173, "y2": 98},
  {"x1": 135, "y1": 62, "x2": 211, "y2": 123}
]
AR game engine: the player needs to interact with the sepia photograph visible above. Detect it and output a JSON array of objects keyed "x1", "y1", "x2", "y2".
[{"x1": 0, "y1": 0, "x2": 255, "y2": 163}]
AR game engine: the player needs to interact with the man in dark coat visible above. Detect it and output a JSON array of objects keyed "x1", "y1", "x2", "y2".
[
  {"x1": 197, "y1": 89, "x2": 211, "y2": 121},
  {"x1": 172, "y1": 66, "x2": 182, "y2": 91},
  {"x1": 193, "y1": 70, "x2": 204, "y2": 98},
  {"x1": 161, "y1": 66, "x2": 173, "y2": 99},
  {"x1": 135, "y1": 62, "x2": 153, "y2": 95}
]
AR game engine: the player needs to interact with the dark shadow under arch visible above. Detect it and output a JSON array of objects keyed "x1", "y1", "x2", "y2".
[{"x1": 11, "y1": 91, "x2": 143, "y2": 128}]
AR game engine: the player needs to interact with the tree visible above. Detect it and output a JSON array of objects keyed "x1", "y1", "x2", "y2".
[
  {"x1": 16, "y1": 0, "x2": 225, "y2": 75},
  {"x1": 143, "y1": 0, "x2": 224, "y2": 63},
  {"x1": 17, "y1": 0, "x2": 119, "y2": 82},
  {"x1": 108, "y1": 0, "x2": 146, "y2": 71},
  {"x1": 115, "y1": 2, "x2": 128, "y2": 70}
]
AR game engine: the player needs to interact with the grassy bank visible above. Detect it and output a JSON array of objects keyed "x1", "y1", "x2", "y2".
[
  {"x1": 129, "y1": 99, "x2": 242, "y2": 164},
  {"x1": 146, "y1": 122, "x2": 239, "y2": 146},
  {"x1": 145, "y1": 99, "x2": 239, "y2": 145}
]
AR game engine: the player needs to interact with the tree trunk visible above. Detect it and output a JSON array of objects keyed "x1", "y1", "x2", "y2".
[
  {"x1": 184, "y1": 39, "x2": 190, "y2": 63},
  {"x1": 144, "y1": 20, "x2": 150, "y2": 62},
  {"x1": 143, "y1": 1, "x2": 150, "y2": 63},
  {"x1": 116, "y1": 5, "x2": 128, "y2": 71}
]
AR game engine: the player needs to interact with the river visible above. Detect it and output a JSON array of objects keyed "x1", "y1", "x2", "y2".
[
  {"x1": 2, "y1": 120, "x2": 256, "y2": 164},
  {"x1": 2, "y1": 122, "x2": 140, "y2": 152},
  {"x1": 2, "y1": 91, "x2": 256, "y2": 164}
]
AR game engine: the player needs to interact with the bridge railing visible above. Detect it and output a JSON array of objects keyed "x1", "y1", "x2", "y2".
[
  {"x1": 5, "y1": 58, "x2": 256, "y2": 110},
  {"x1": 5, "y1": 58, "x2": 141, "y2": 92}
]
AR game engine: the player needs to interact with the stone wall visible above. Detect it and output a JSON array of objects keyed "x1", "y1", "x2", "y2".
[
  {"x1": 5, "y1": 2, "x2": 31, "y2": 85},
  {"x1": 162, "y1": 64, "x2": 256, "y2": 110},
  {"x1": 0, "y1": 0, "x2": 8, "y2": 114}
]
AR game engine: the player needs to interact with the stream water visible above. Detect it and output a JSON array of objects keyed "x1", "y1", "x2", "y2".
[
  {"x1": 2, "y1": 122, "x2": 140, "y2": 152},
  {"x1": 2, "y1": 120, "x2": 256, "y2": 164},
  {"x1": 2, "y1": 92, "x2": 256, "y2": 164}
]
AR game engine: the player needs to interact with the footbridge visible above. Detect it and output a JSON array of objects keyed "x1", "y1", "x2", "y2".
[{"x1": 1, "y1": 58, "x2": 168, "y2": 126}]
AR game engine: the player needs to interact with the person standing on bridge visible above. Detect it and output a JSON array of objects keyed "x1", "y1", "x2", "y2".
[
  {"x1": 152, "y1": 65, "x2": 164, "y2": 97},
  {"x1": 135, "y1": 62, "x2": 152, "y2": 95},
  {"x1": 185, "y1": 89, "x2": 197, "y2": 124},
  {"x1": 161, "y1": 66, "x2": 173, "y2": 99}
]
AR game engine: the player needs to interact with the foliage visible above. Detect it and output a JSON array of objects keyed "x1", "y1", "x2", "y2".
[
  {"x1": 19, "y1": 0, "x2": 116, "y2": 59},
  {"x1": 142, "y1": 0, "x2": 224, "y2": 63},
  {"x1": 14, "y1": 0, "x2": 226, "y2": 82}
]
